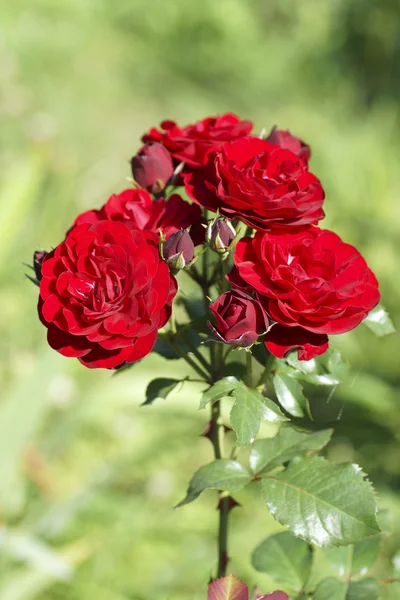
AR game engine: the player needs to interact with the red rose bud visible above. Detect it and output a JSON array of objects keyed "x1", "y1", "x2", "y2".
[
  {"x1": 207, "y1": 218, "x2": 236, "y2": 253},
  {"x1": 266, "y1": 126, "x2": 310, "y2": 163},
  {"x1": 163, "y1": 230, "x2": 195, "y2": 271},
  {"x1": 208, "y1": 289, "x2": 269, "y2": 347},
  {"x1": 130, "y1": 142, "x2": 174, "y2": 194}
]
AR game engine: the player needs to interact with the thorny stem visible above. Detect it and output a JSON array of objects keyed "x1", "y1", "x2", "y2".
[
  {"x1": 217, "y1": 496, "x2": 230, "y2": 578},
  {"x1": 200, "y1": 243, "x2": 231, "y2": 579}
]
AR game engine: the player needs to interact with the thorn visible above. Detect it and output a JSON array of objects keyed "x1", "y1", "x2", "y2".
[
  {"x1": 217, "y1": 495, "x2": 241, "y2": 512},
  {"x1": 202, "y1": 422, "x2": 231, "y2": 441}
]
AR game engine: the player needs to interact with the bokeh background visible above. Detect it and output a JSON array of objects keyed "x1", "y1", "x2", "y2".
[{"x1": 1, "y1": 1, "x2": 400, "y2": 598}]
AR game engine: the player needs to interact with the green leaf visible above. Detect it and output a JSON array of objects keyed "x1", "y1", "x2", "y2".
[
  {"x1": 250, "y1": 427, "x2": 333, "y2": 475},
  {"x1": 143, "y1": 378, "x2": 184, "y2": 406},
  {"x1": 230, "y1": 385, "x2": 288, "y2": 446},
  {"x1": 363, "y1": 304, "x2": 395, "y2": 336},
  {"x1": 325, "y1": 536, "x2": 380, "y2": 578},
  {"x1": 176, "y1": 459, "x2": 252, "y2": 507},
  {"x1": 286, "y1": 354, "x2": 318, "y2": 374},
  {"x1": 273, "y1": 373, "x2": 309, "y2": 418},
  {"x1": 230, "y1": 385, "x2": 287, "y2": 447},
  {"x1": 208, "y1": 575, "x2": 248, "y2": 600},
  {"x1": 261, "y1": 456, "x2": 380, "y2": 547},
  {"x1": 251, "y1": 532, "x2": 312, "y2": 592},
  {"x1": 199, "y1": 377, "x2": 239, "y2": 409},
  {"x1": 326, "y1": 350, "x2": 349, "y2": 381},
  {"x1": 314, "y1": 577, "x2": 379, "y2": 600}
]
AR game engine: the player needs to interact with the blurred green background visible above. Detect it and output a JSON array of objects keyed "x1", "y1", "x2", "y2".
[{"x1": 1, "y1": 0, "x2": 400, "y2": 598}]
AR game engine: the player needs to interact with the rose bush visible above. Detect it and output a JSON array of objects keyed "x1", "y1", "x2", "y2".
[
  {"x1": 142, "y1": 113, "x2": 253, "y2": 170},
  {"x1": 30, "y1": 113, "x2": 392, "y2": 597},
  {"x1": 73, "y1": 188, "x2": 201, "y2": 239},
  {"x1": 234, "y1": 227, "x2": 380, "y2": 359},
  {"x1": 38, "y1": 220, "x2": 177, "y2": 368},
  {"x1": 184, "y1": 137, "x2": 325, "y2": 232}
]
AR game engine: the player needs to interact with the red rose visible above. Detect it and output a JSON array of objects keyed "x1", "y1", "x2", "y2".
[
  {"x1": 234, "y1": 228, "x2": 380, "y2": 359},
  {"x1": 266, "y1": 126, "x2": 310, "y2": 163},
  {"x1": 130, "y1": 142, "x2": 174, "y2": 194},
  {"x1": 38, "y1": 221, "x2": 177, "y2": 369},
  {"x1": 184, "y1": 138, "x2": 325, "y2": 232},
  {"x1": 74, "y1": 188, "x2": 201, "y2": 240},
  {"x1": 208, "y1": 289, "x2": 269, "y2": 347},
  {"x1": 142, "y1": 113, "x2": 253, "y2": 170}
]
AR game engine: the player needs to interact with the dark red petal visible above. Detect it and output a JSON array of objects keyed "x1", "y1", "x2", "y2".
[
  {"x1": 47, "y1": 323, "x2": 93, "y2": 358},
  {"x1": 265, "y1": 324, "x2": 329, "y2": 360}
]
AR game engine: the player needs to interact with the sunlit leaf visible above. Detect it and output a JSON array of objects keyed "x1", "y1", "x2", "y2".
[
  {"x1": 252, "y1": 531, "x2": 312, "y2": 592},
  {"x1": 363, "y1": 305, "x2": 395, "y2": 336},
  {"x1": 176, "y1": 459, "x2": 252, "y2": 507},
  {"x1": 273, "y1": 374, "x2": 309, "y2": 418},
  {"x1": 313, "y1": 577, "x2": 379, "y2": 600},
  {"x1": 208, "y1": 575, "x2": 248, "y2": 600},
  {"x1": 325, "y1": 536, "x2": 380, "y2": 578},
  {"x1": 326, "y1": 350, "x2": 349, "y2": 381},
  {"x1": 250, "y1": 427, "x2": 333, "y2": 475},
  {"x1": 261, "y1": 456, "x2": 380, "y2": 547},
  {"x1": 199, "y1": 377, "x2": 239, "y2": 409},
  {"x1": 230, "y1": 384, "x2": 287, "y2": 446}
]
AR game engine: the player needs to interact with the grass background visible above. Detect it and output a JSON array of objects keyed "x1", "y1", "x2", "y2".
[{"x1": 0, "y1": 0, "x2": 399, "y2": 598}]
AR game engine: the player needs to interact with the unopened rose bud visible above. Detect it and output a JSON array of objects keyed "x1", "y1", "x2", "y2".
[
  {"x1": 163, "y1": 230, "x2": 195, "y2": 271},
  {"x1": 208, "y1": 290, "x2": 269, "y2": 347},
  {"x1": 266, "y1": 126, "x2": 310, "y2": 163},
  {"x1": 207, "y1": 219, "x2": 236, "y2": 253},
  {"x1": 130, "y1": 142, "x2": 174, "y2": 194}
]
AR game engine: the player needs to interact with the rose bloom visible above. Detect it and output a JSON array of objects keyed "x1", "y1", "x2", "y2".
[
  {"x1": 185, "y1": 137, "x2": 325, "y2": 232},
  {"x1": 142, "y1": 113, "x2": 253, "y2": 170},
  {"x1": 266, "y1": 126, "x2": 310, "y2": 163},
  {"x1": 234, "y1": 228, "x2": 380, "y2": 359},
  {"x1": 38, "y1": 221, "x2": 177, "y2": 369},
  {"x1": 208, "y1": 289, "x2": 269, "y2": 347},
  {"x1": 74, "y1": 188, "x2": 201, "y2": 239}
]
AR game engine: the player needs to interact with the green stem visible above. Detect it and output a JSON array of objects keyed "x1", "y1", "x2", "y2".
[
  {"x1": 200, "y1": 236, "x2": 231, "y2": 578},
  {"x1": 256, "y1": 351, "x2": 276, "y2": 388},
  {"x1": 217, "y1": 495, "x2": 230, "y2": 578},
  {"x1": 246, "y1": 351, "x2": 253, "y2": 387}
]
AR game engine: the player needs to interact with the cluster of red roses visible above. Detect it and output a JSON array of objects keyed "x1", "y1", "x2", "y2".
[{"x1": 35, "y1": 113, "x2": 380, "y2": 368}]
